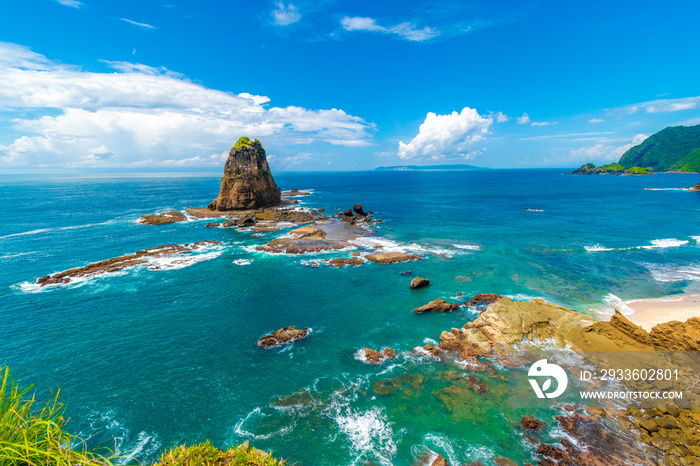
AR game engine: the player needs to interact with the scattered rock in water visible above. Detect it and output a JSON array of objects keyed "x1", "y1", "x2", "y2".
[
  {"x1": 36, "y1": 241, "x2": 221, "y2": 286},
  {"x1": 410, "y1": 276, "x2": 430, "y2": 289},
  {"x1": 257, "y1": 237, "x2": 349, "y2": 254},
  {"x1": 492, "y1": 458, "x2": 517, "y2": 466},
  {"x1": 289, "y1": 225, "x2": 326, "y2": 240},
  {"x1": 690, "y1": 182, "x2": 700, "y2": 191},
  {"x1": 256, "y1": 326, "x2": 309, "y2": 348},
  {"x1": 205, "y1": 222, "x2": 220, "y2": 228},
  {"x1": 414, "y1": 299, "x2": 459, "y2": 314},
  {"x1": 365, "y1": 252, "x2": 421, "y2": 264},
  {"x1": 430, "y1": 454, "x2": 449, "y2": 466},
  {"x1": 520, "y1": 416, "x2": 546, "y2": 431},
  {"x1": 454, "y1": 275, "x2": 473, "y2": 282},
  {"x1": 251, "y1": 225, "x2": 279, "y2": 232},
  {"x1": 335, "y1": 203, "x2": 376, "y2": 224},
  {"x1": 281, "y1": 189, "x2": 310, "y2": 197},
  {"x1": 412, "y1": 344, "x2": 442, "y2": 358},
  {"x1": 208, "y1": 137, "x2": 281, "y2": 211},
  {"x1": 361, "y1": 347, "x2": 398, "y2": 364},
  {"x1": 352, "y1": 251, "x2": 361, "y2": 257},
  {"x1": 139, "y1": 210, "x2": 187, "y2": 225},
  {"x1": 467, "y1": 292, "x2": 502, "y2": 307},
  {"x1": 328, "y1": 258, "x2": 364, "y2": 268}
]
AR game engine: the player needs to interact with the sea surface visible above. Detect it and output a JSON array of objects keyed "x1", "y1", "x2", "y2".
[{"x1": 2, "y1": 169, "x2": 700, "y2": 465}]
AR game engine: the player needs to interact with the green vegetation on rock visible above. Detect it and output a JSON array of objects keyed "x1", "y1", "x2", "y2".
[
  {"x1": 625, "y1": 166, "x2": 648, "y2": 174},
  {"x1": 231, "y1": 137, "x2": 264, "y2": 153},
  {"x1": 619, "y1": 124, "x2": 700, "y2": 172},
  {"x1": 156, "y1": 441, "x2": 283, "y2": 466},
  {"x1": 599, "y1": 162, "x2": 624, "y2": 173}
]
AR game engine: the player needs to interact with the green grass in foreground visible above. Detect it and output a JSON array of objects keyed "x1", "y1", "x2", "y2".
[
  {"x1": 0, "y1": 366, "x2": 111, "y2": 466},
  {"x1": 0, "y1": 366, "x2": 283, "y2": 466}
]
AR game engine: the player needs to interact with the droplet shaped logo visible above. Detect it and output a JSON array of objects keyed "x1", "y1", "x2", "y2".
[{"x1": 528, "y1": 359, "x2": 568, "y2": 399}]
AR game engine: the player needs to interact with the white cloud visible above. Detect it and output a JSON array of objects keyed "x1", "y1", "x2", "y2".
[
  {"x1": 57, "y1": 0, "x2": 82, "y2": 8},
  {"x1": 609, "y1": 95, "x2": 700, "y2": 116},
  {"x1": 272, "y1": 2, "x2": 301, "y2": 26},
  {"x1": 516, "y1": 112, "x2": 555, "y2": 126},
  {"x1": 494, "y1": 111, "x2": 509, "y2": 123},
  {"x1": 567, "y1": 134, "x2": 648, "y2": 164},
  {"x1": 0, "y1": 42, "x2": 372, "y2": 168},
  {"x1": 397, "y1": 107, "x2": 492, "y2": 160},
  {"x1": 588, "y1": 118, "x2": 604, "y2": 123},
  {"x1": 341, "y1": 16, "x2": 439, "y2": 42},
  {"x1": 119, "y1": 18, "x2": 156, "y2": 29}
]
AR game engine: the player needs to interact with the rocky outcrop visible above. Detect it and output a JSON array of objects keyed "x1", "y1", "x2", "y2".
[
  {"x1": 256, "y1": 326, "x2": 309, "y2": 348},
  {"x1": 414, "y1": 299, "x2": 459, "y2": 314},
  {"x1": 519, "y1": 416, "x2": 546, "y2": 431},
  {"x1": 365, "y1": 252, "x2": 421, "y2": 264},
  {"x1": 35, "y1": 241, "x2": 221, "y2": 286},
  {"x1": 690, "y1": 182, "x2": 700, "y2": 191},
  {"x1": 467, "y1": 292, "x2": 502, "y2": 307},
  {"x1": 281, "y1": 189, "x2": 310, "y2": 197},
  {"x1": 139, "y1": 210, "x2": 187, "y2": 225},
  {"x1": 328, "y1": 258, "x2": 364, "y2": 268},
  {"x1": 430, "y1": 454, "x2": 449, "y2": 466},
  {"x1": 410, "y1": 277, "x2": 430, "y2": 289},
  {"x1": 336, "y1": 203, "x2": 376, "y2": 224},
  {"x1": 205, "y1": 222, "x2": 220, "y2": 228},
  {"x1": 361, "y1": 347, "x2": 397, "y2": 365},
  {"x1": 208, "y1": 137, "x2": 281, "y2": 211},
  {"x1": 289, "y1": 225, "x2": 326, "y2": 240}
]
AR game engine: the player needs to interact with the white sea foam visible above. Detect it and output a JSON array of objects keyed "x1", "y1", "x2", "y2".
[
  {"x1": 594, "y1": 293, "x2": 636, "y2": 316},
  {"x1": 0, "y1": 220, "x2": 119, "y2": 240},
  {"x1": 234, "y1": 407, "x2": 293, "y2": 440},
  {"x1": 0, "y1": 251, "x2": 36, "y2": 259},
  {"x1": 584, "y1": 244, "x2": 614, "y2": 252},
  {"x1": 644, "y1": 263, "x2": 700, "y2": 282},
  {"x1": 233, "y1": 259, "x2": 252, "y2": 265},
  {"x1": 349, "y1": 236, "x2": 478, "y2": 258},
  {"x1": 334, "y1": 406, "x2": 396, "y2": 466},
  {"x1": 641, "y1": 238, "x2": 688, "y2": 249},
  {"x1": 453, "y1": 244, "x2": 481, "y2": 251},
  {"x1": 145, "y1": 244, "x2": 224, "y2": 271}
]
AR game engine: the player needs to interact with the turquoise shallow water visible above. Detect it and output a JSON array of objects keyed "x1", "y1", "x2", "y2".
[{"x1": 2, "y1": 169, "x2": 700, "y2": 464}]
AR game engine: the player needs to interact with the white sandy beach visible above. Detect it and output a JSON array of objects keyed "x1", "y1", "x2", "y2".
[{"x1": 625, "y1": 294, "x2": 700, "y2": 331}]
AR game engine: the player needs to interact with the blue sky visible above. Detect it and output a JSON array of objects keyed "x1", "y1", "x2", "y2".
[{"x1": 1, "y1": 0, "x2": 699, "y2": 172}]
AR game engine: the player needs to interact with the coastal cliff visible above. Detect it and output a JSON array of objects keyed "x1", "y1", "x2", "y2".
[{"x1": 208, "y1": 137, "x2": 281, "y2": 211}]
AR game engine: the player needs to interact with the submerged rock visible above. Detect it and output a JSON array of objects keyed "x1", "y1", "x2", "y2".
[
  {"x1": 414, "y1": 299, "x2": 459, "y2": 314},
  {"x1": 256, "y1": 326, "x2": 309, "y2": 348},
  {"x1": 520, "y1": 416, "x2": 546, "y2": 431},
  {"x1": 208, "y1": 137, "x2": 281, "y2": 211},
  {"x1": 410, "y1": 276, "x2": 430, "y2": 289},
  {"x1": 139, "y1": 210, "x2": 187, "y2": 225}
]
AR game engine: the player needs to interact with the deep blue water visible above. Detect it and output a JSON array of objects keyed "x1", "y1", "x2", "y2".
[{"x1": 1, "y1": 169, "x2": 700, "y2": 465}]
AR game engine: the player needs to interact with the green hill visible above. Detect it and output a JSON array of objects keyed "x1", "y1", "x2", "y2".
[{"x1": 619, "y1": 124, "x2": 700, "y2": 172}]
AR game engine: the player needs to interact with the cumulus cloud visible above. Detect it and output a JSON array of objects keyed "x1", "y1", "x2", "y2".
[
  {"x1": 397, "y1": 107, "x2": 492, "y2": 160},
  {"x1": 494, "y1": 111, "x2": 509, "y2": 123},
  {"x1": 567, "y1": 134, "x2": 648, "y2": 164},
  {"x1": 517, "y1": 113, "x2": 530, "y2": 125},
  {"x1": 272, "y1": 2, "x2": 301, "y2": 26},
  {"x1": 341, "y1": 16, "x2": 439, "y2": 42},
  {"x1": 0, "y1": 42, "x2": 372, "y2": 168}
]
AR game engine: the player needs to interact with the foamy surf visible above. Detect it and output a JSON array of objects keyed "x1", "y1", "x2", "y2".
[
  {"x1": 644, "y1": 263, "x2": 700, "y2": 282},
  {"x1": 334, "y1": 406, "x2": 397, "y2": 466},
  {"x1": 349, "y1": 236, "x2": 480, "y2": 258},
  {"x1": 592, "y1": 293, "x2": 636, "y2": 316}
]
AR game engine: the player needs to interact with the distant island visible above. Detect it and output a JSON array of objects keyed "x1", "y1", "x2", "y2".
[
  {"x1": 568, "y1": 123, "x2": 700, "y2": 175},
  {"x1": 375, "y1": 164, "x2": 488, "y2": 171}
]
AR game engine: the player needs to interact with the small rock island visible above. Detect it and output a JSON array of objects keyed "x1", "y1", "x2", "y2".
[{"x1": 208, "y1": 137, "x2": 281, "y2": 211}]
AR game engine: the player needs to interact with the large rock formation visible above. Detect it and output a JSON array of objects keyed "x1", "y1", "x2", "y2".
[{"x1": 208, "y1": 137, "x2": 281, "y2": 211}]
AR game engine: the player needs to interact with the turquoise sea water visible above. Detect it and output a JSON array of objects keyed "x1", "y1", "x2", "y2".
[{"x1": 2, "y1": 169, "x2": 700, "y2": 465}]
